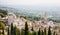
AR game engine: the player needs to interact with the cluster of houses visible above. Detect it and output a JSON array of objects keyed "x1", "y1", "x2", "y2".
[
  {"x1": 7, "y1": 12, "x2": 60, "y2": 35},
  {"x1": 0, "y1": 11, "x2": 56, "y2": 30},
  {"x1": 7, "y1": 12, "x2": 56, "y2": 31},
  {"x1": 0, "y1": 11, "x2": 60, "y2": 35}
]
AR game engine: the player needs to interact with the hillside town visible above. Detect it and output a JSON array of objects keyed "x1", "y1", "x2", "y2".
[
  {"x1": 0, "y1": 10, "x2": 60, "y2": 35},
  {"x1": 0, "y1": 0, "x2": 60, "y2": 35}
]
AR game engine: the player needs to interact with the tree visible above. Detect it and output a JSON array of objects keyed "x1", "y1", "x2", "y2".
[
  {"x1": 2, "y1": 29, "x2": 5, "y2": 35},
  {"x1": 56, "y1": 33, "x2": 58, "y2": 35},
  {"x1": 41, "y1": 30, "x2": 44, "y2": 35},
  {"x1": 0, "y1": 22, "x2": 5, "y2": 35},
  {"x1": 21, "y1": 29, "x2": 24, "y2": 35},
  {"x1": 7, "y1": 27, "x2": 10, "y2": 35},
  {"x1": 11, "y1": 23, "x2": 14, "y2": 35},
  {"x1": 44, "y1": 28, "x2": 46, "y2": 35},
  {"x1": 0, "y1": 22, "x2": 6, "y2": 29},
  {"x1": 33, "y1": 31, "x2": 36, "y2": 35},
  {"x1": 25, "y1": 22, "x2": 29, "y2": 35},
  {"x1": 31, "y1": 27, "x2": 34, "y2": 31},
  {"x1": 48, "y1": 26, "x2": 51, "y2": 35},
  {"x1": 53, "y1": 31, "x2": 55, "y2": 35},
  {"x1": 11, "y1": 23, "x2": 21, "y2": 35},
  {"x1": 13, "y1": 26, "x2": 16, "y2": 35},
  {"x1": 16, "y1": 27, "x2": 20, "y2": 35},
  {"x1": 0, "y1": 9, "x2": 7, "y2": 17},
  {"x1": 38, "y1": 28, "x2": 41, "y2": 35}
]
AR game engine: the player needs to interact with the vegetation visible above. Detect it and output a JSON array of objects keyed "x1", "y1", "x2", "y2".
[
  {"x1": 25, "y1": 22, "x2": 29, "y2": 35},
  {"x1": 0, "y1": 22, "x2": 6, "y2": 29},
  {"x1": 0, "y1": 22, "x2": 6, "y2": 35},
  {"x1": 11, "y1": 23, "x2": 21, "y2": 35},
  {"x1": 0, "y1": 9, "x2": 7, "y2": 17},
  {"x1": 44, "y1": 28, "x2": 46, "y2": 35},
  {"x1": 53, "y1": 31, "x2": 56, "y2": 35},
  {"x1": 11, "y1": 23, "x2": 14, "y2": 35},
  {"x1": 2, "y1": 29, "x2": 5, "y2": 35},
  {"x1": 7, "y1": 27, "x2": 10, "y2": 35},
  {"x1": 0, "y1": 9, "x2": 59, "y2": 35},
  {"x1": 48, "y1": 26, "x2": 51, "y2": 35},
  {"x1": 38, "y1": 28, "x2": 41, "y2": 35},
  {"x1": 33, "y1": 31, "x2": 37, "y2": 35},
  {"x1": 0, "y1": 22, "x2": 58, "y2": 35},
  {"x1": 0, "y1": 20, "x2": 59, "y2": 35}
]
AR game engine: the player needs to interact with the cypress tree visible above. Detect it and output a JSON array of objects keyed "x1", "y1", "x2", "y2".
[
  {"x1": 16, "y1": 27, "x2": 20, "y2": 35},
  {"x1": 31, "y1": 27, "x2": 34, "y2": 31},
  {"x1": 53, "y1": 31, "x2": 55, "y2": 35},
  {"x1": 38, "y1": 28, "x2": 41, "y2": 35},
  {"x1": 56, "y1": 33, "x2": 58, "y2": 35},
  {"x1": 21, "y1": 29, "x2": 24, "y2": 35},
  {"x1": 25, "y1": 22, "x2": 29, "y2": 35},
  {"x1": 48, "y1": 26, "x2": 51, "y2": 35},
  {"x1": 2, "y1": 29, "x2": 4, "y2": 35},
  {"x1": 44, "y1": 28, "x2": 46, "y2": 35},
  {"x1": 7, "y1": 27, "x2": 10, "y2": 35},
  {"x1": 14, "y1": 26, "x2": 21, "y2": 35},
  {"x1": 41, "y1": 30, "x2": 44, "y2": 35},
  {"x1": 14, "y1": 26, "x2": 16, "y2": 35},
  {"x1": 11, "y1": 23, "x2": 14, "y2": 35},
  {"x1": 33, "y1": 31, "x2": 36, "y2": 35},
  {"x1": 17, "y1": 31, "x2": 20, "y2": 35},
  {"x1": 11, "y1": 23, "x2": 21, "y2": 35}
]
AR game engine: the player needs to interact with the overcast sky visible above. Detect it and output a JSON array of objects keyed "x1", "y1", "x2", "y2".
[{"x1": 0, "y1": 0, "x2": 60, "y2": 6}]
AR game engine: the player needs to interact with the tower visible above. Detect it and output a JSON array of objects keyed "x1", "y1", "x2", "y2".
[{"x1": 43, "y1": 12, "x2": 48, "y2": 24}]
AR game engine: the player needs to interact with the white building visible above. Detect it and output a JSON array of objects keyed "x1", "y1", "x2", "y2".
[
  {"x1": 47, "y1": 21, "x2": 55, "y2": 28},
  {"x1": 13, "y1": 17, "x2": 26, "y2": 30},
  {"x1": 8, "y1": 12, "x2": 16, "y2": 26}
]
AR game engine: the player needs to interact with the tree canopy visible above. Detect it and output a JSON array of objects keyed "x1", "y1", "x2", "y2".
[
  {"x1": 0, "y1": 9, "x2": 7, "y2": 17},
  {"x1": 0, "y1": 22, "x2": 6, "y2": 29}
]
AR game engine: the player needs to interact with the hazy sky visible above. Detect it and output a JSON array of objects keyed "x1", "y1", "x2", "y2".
[
  {"x1": 0, "y1": 0, "x2": 60, "y2": 6},
  {"x1": 0, "y1": 0, "x2": 60, "y2": 16}
]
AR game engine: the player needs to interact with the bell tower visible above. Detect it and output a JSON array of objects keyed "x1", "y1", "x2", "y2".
[{"x1": 43, "y1": 12, "x2": 48, "y2": 24}]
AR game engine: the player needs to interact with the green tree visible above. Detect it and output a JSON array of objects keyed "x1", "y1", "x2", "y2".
[
  {"x1": 25, "y1": 22, "x2": 29, "y2": 35},
  {"x1": 56, "y1": 33, "x2": 58, "y2": 35},
  {"x1": 13, "y1": 26, "x2": 16, "y2": 35},
  {"x1": 0, "y1": 9, "x2": 7, "y2": 17},
  {"x1": 21, "y1": 29, "x2": 24, "y2": 35},
  {"x1": 7, "y1": 27, "x2": 10, "y2": 35},
  {"x1": 11, "y1": 23, "x2": 14, "y2": 35},
  {"x1": 48, "y1": 26, "x2": 51, "y2": 35},
  {"x1": 38, "y1": 28, "x2": 41, "y2": 35},
  {"x1": 53, "y1": 31, "x2": 56, "y2": 35},
  {"x1": 33, "y1": 31, "x2": 36, "y2": 35},
  {"x1": 2, "y1": 29, "x2": 5, "y2": 35},
  {"x1": 16, "y1": 27, "x2": 20, "y2": 35},
  {"x1": 41, "y1": 30, "x2": 44, "y2": 35},
  {"x1": 31, "y1": 27, "x2": 34, "y2": 31},
  {"x1": 44, "y1": 28, "x2": 46, "y2": 35},
  {"x1": 0, "y1": 22, "x2": 5, "y2": 35},
  {"x1": 11, "y1": 23, "x2": 21, "y2": 35},
  {"x1": 0, "y1": 22, "x2": 6, "y2": 29}
]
